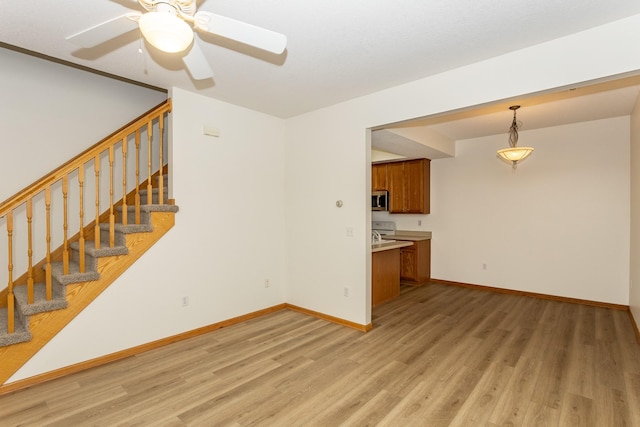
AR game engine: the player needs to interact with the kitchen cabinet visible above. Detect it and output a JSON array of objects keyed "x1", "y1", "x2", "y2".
[
  {"x1": 381, "y1": 158, "x2": 430, "y2": 214},
  {"x1": 372, "y1": 163, "x2": 388, "y2": 191},
  {"x1": 398, "y1": 239, "x2": 431, "y2": 285},
  {"x1": 372, "y1": 248, "x2": 401, "y2": 307}
]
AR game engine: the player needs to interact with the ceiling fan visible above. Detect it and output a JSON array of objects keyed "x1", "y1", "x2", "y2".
[{"x1": 65, "y1": 0, "x2": 287, "y2": 80}]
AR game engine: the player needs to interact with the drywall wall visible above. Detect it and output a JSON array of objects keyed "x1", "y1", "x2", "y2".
[
  {"x1": 630, "y1": 92, "x2": 640, "y2": 330},
  {"x1": 6, "y1": 13, "x2": 640, "y2": 382},
  {"x1": 8, "y1": 87, "x2": 287, "y2": 383},
  {"x1": 0, "y1": 46, "x2": 167, "y2": 202},
  {"x1": 0, "y1": 46, "x2": 167, "y2": 306},
  {"x1": 379, "y1": 118, "x2": 630, "y2": 304},
  {"x1": 285, "y1": 14, "x2": 640, "y2": 325}
]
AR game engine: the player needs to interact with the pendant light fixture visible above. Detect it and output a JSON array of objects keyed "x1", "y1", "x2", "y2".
[{"x1": 497, "y1": 105, "x2": 534, "y2": 171}]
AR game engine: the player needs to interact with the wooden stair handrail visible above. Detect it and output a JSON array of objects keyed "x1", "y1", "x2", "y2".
[{"x1": 0, "y1": 99, "x2": 171, "y2": 218}]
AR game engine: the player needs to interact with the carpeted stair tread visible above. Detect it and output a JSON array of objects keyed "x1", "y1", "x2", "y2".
[
  {"x1": 114, "y1": 204, "x2": 178, "y2": 225},
  {"x1": 50, "y1": 261, "x2": 101, "y2": 285},
  {"x1": 99, "y1": 222, "x2": 153, "y2": 234},
  {"x1": 14, "y1": 283, "x2": 67, "y2": 316},
  {"x1": 70, "y1": 240, "x2": 128, "y2": 257},
  {"x1": 0, "y1": 308, "x2": 32, "y2": 346},
  {"x1": 118, "y1": 204, "x2": 179, "y2": 213}
]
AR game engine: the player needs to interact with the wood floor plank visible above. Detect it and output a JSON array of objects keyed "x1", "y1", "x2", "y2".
[
  {"x1": 488, "y1": 356, "x2": 543, "y2": 426},
  {"x1": 592, "y1": 386, "x2": 631, "y2": 426},
  {"x1": 447, "y1": 359, "x2": 515, "y2": 425},
  {"x1": 558, "y1": 393, "x2": 594, "y2": 426},
  {"x1": 522, "y1": 401, "x2": 562, "y2": 426},
  {"x1": 565, "y1": 343, "x2": 595, "y2": 400},
  {"x1": 2, "y1": 282, "x2": 640, "y2": 426},
  {"x1": 625, "y1": 372, "x2": 640, "y2": 423}
]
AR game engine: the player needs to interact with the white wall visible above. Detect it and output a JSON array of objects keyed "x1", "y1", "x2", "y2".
[
  {"x1": 0, "y1": 46, "x2": 167, "y2": 202},
  {"x1": 9, "y1": 87, "x2": 287, "y2": 383},
  {"x1": 630, "y1": 93, "x2": 640, "y2": 330},
  {"x1": 7, "y1": 13, "x2": 640, "y2": 382},
  {"x1": 0, "y1": 46, "x2": 168, "y2": 303},
  {"x1": 378, "y1": 118, "x2": 630, "y2": 304},
  {"x1": 285, "y1": 14, "x2": 640, "y2": 325}
]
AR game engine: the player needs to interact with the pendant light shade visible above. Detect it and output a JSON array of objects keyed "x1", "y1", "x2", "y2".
[
  {"x1": 139, "y1": 11, "x2": 194, "y2": 53},
  {"x1": 497, "y1": 146, "x2": 534, "y2": 162},
  {"x1": 497, "y1": 105, "x2": 534, "y2": 170}
]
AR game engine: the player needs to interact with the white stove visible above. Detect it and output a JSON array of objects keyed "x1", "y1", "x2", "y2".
[{"x1": 372, "y1": 221, "x2": 396, "y2": 236}]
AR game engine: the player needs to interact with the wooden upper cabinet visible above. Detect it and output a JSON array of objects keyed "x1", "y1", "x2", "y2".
[
  {"x1": 385, "y1": 158, "x2": 430, "y2": 214},
  {"x1": 372, "y1": 163, "x2": 388, "y2": 191},
  {"x1": 387, "y1": 162, "x2": 405, "y2": 212}
]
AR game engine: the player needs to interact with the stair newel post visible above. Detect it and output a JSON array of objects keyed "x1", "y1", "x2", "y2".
[
  {"x1": 134, "y1": 129, "x2": 141, "y2": 225},
  {"x1": 62, "y1": 175, "x2": 69, "y2": 275},
  {"x1": 147, "y1": 121, "x2": 153, "y2": 205},
  {"x1": 158, "y1": 114, "x2": 164, "y2": 205},
  {"x1": 6, "y1": 211, "x2": 14, "y2": 334},
  {"x1": 109, "y1": 145, "x2": 115, "y2": 247},
  {"x1": 94, "y1": 155, "x2": 101, "y2": 250},
  {"x1": 26, "y1": 198, "x2": 34, "y2": 305},
  {"x1": 45, "y1": 186, "x2": 52, "y2": 301},
  {"x1": 78, "y1": 164, "x2": 85, "y2": 273},
  {"x1": 121, "y1": 137, "x2": 128, "y2": 226}
]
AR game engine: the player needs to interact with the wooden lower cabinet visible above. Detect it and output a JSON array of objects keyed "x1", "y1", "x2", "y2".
[
  {"x1": 372, "y1": 248, "x2": 401, "y2": 307},
  {"x1": 399, "y1": 239, "x2": 431, "y2": 285}
]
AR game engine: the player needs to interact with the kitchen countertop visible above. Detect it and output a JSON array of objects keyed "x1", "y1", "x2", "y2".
[
  {"x1": 387, "y1": 230, "x2": 432, "y2": 241},
  {"x1": 371, "y1": 240, "x2": 413, "y2": 253}
]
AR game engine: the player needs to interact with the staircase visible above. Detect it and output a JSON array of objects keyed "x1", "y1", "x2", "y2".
[{"x1": 0, "y1": 100, "x2": 177, "y2": 385}]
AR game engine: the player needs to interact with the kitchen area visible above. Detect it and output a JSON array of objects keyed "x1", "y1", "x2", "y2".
[{"x1": 370, "y1": 157, "x2": 432, "y2": 307}]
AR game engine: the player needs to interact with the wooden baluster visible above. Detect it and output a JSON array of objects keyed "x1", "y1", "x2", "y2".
[
  {"x1": 6, "y1": 212, "x2": 14, "y2": 334},
  {"x1": 147, "y1": 121, "x2": 153, "y2": 205},
  {"x1": 108, "y1": 145, "x2": 115, "y2": 247},
  {"x1": 135, "y1": 130, "x2": 141, "y2": 224},
  {"x1": 158, "y1": 114, "x2": 164, "y2": 205},
  {"x1": 45, "y1": 187, "x2": 52, "y2": 301},
  {"x1": 94, "y1": 155, "x2": 101, "y2": 249},
  {"x1": 78, "y1": 165, "x2": 85, "y2": 273},
  {"x1": 62, "y1": 175, "x2": 69, "y2": 275},
  {"x1": 121, "y1": 138, "x2": 128, "y2": 226},
  {"x1": 26, "y1": 199, "x2": 34, "y2": 305}
]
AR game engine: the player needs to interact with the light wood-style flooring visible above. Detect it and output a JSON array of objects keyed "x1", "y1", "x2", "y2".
[{"x1": 1, "y1": 282, "x2": 640, "y2": 426}]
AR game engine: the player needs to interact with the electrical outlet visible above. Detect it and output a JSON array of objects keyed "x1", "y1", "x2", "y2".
[
  {"x1": 181, "y1": 295, "x2": 189, "y2": 307},
  {"x1": 264, "y1": 279, "x2": 270, "y2": 288},
  {"x1": 482, "y1": 263, "x2": 487, "y2": 270},
  {"x1": 418, "y1": 220, "x2": 422, "y2": 226},
  {"x1": 344, "y1": 287, "x2": 350, "y2": 297}
]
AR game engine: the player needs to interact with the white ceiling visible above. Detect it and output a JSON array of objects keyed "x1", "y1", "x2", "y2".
[{"x1": 1, "y1": 0, "x2": 640, "y2": 133}]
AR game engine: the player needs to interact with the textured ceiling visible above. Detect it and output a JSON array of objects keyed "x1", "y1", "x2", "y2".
[{"x1": 2, "y1": 0, "x2": 640, "y2": 122}]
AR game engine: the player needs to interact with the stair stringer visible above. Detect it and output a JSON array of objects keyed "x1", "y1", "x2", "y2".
[{"x1": 0, "y1": 211, "x2": 176, "y2": 386}]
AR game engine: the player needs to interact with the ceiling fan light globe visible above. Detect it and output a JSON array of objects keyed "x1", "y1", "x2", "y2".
[
  {"x1": 497, "y1": 147, "x2": 534, "y2": 162},
  {"x1": 139, "y1": 12, "x2": 193, "y2": 53}
]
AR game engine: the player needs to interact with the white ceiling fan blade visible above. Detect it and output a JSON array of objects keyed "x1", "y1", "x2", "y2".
[
  {"x1": 194, "y1": 11, "x2": 287, "y2": 54},
  {"x1": 183, "y1": 40, "x2": 214, "y2": 80},
  {"x1": 66, "y1": 13, "x2": 141, "y2": 48}
]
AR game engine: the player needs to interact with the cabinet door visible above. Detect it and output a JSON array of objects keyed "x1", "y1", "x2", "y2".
[
  {"x1": 400, "y1": 247, "x2": 418, "y2": 281},
  {"x1": 387, "y1": 162, "x2": 406, "y2": 213},
  {"x1": 384, "y1": 159, "x2": 430, "y2": 214},
  {"x1": 372, "y1": 163, "x2": 388, "y2": 191},
  {"x1": 404, "y1": 159, "x2": 429, "y2": 213}
]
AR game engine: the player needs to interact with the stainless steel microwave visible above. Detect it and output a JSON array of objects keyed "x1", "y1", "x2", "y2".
[{"x1": 372, "y1": 190, "x2": 389, "y2": 211}]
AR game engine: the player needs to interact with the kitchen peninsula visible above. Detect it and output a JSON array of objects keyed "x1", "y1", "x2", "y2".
[{"x1": 371, "y1": 230, "x2": 432, "y2": 307}]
